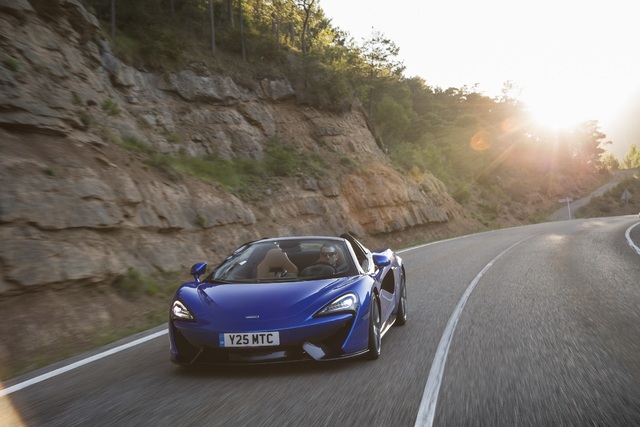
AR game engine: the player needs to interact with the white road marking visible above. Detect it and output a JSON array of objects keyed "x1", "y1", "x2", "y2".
[
  {"x1": 624, "y1": 222, "x2": 640, "y2": 255},
  {"x1": 413, "y1": 237, "x2": 532, "y2": 427},
  {"x1": 397, "y1": 236, "x2": 465, "y2": 254},
  {"x1": 0, "y1": 329, "x2": 167, "y2": 397},
  {"x1": 397, "y1": 229, "x2": 508, "y2": 255}
]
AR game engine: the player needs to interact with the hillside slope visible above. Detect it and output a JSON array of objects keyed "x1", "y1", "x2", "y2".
[{"x1": 0, "y1": 0, "x2": 479, "y2": 297}]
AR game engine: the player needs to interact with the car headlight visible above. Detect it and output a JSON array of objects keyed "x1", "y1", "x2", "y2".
[
  {"x1": 171, "y1": 300, "x2": 194, "y2": 321},
  {"x1": 316, "y1": 293, "x2": 358, "y2": 316}
]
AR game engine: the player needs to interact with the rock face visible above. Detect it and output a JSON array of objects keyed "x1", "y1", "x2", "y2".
[{"x1": 0, "y1": 0, "x2": 475, "y2": 295}]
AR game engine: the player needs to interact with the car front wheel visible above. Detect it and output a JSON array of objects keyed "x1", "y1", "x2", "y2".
[
  {"x1": 366, "y1": 295, "x2": 381, "y2": 360},
  {"x1": 395, "y1": 281, "x2": 407, "y2": 326}
]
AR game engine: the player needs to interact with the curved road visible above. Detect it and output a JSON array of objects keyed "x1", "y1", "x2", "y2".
[
  {"x1": 3, "y1": 216, "x2": 640, "y2": 426},
  {"x1": 549, "y1": 169, "x2": 639, "y2": 221}
]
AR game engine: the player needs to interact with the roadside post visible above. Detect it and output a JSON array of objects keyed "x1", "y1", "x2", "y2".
[{"x1": 559, "y1": 196, "x2": 573, "y2": 220}]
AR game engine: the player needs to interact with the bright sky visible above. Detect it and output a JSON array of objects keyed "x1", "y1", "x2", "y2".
[{"x1": 320, "y1": 0, "x2": 640, "y2": 159}]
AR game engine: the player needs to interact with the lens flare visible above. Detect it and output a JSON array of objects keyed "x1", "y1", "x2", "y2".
[
  {"x1": 470, "y1": 130, "x2": 491, "y2": 151},
  {"x1": 0, "y1": 394, "x2": 26, "y2": 426},
  {"x1": 501, "y1": 116, "x2": 520, "y2": 134}
]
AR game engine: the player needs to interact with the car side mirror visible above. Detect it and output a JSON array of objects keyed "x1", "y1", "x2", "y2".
[
  {"x1": 190, "y1": 262, "x2": 207, "y2": 282},
  {"x1": 372, "y1": 254, "x2": 391, "y2": 268}
]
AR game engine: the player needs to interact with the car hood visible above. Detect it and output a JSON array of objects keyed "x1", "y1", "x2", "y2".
[{"x1": 197, "y1": 278, "x2": 349, "y2": 321}]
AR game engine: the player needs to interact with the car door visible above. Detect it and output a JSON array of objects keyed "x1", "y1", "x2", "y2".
[
  {"x1": 376, "y1": 259, "x2": 397, "y2": 328},
  {"x1": 342, "y1": 234, "x2": 396, "y2": 326}
]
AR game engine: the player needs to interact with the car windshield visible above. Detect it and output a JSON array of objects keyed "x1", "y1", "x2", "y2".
[{"x1": 208, "y1": 238, "x2": 357, "y2": 283}]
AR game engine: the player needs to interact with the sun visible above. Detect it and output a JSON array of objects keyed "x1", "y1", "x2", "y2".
[
  {"x1": 525, "y1": 100, "x2": 582, "y2": 131},
  {"x1": 521, "y1": 86, "x2": 592, "y2": 131}
]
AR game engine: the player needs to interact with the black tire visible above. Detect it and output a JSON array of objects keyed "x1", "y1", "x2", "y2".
[
  {"x1": 395, "y1": 279, "x2": 408, "y2": 326},
  {"x1": 366, "y1": 295, "x2": 381, "y2": 360}
]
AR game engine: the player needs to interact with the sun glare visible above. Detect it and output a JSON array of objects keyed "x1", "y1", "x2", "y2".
[
  {"x1": 517, "y1": 76, "x2": 622, "y2": 133},
  {"x1": 522, "y1": 88, "x2": 591, "y2": 131},
  {"x1": 0, "y1": 394, "x2": 26, "y2": 426},
  {"x1": 527, "y1": 103, "x2": 579, "y2": 130}
]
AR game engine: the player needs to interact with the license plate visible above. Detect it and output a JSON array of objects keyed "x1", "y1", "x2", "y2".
[{"x1": 220, "y1": 332, "x2": 280, "y2": 347}]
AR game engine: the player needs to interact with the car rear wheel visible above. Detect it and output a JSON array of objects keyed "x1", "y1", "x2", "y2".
[
  {"x1": 395, "y1": 280, "x2": 407, "y2": 326},
  {"x1": 366, "y1": 296, "x2": 381, "y2": 360}
]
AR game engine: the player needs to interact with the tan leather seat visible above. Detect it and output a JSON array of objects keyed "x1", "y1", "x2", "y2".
[{"x1": 256, "y1": 248, "x2": 298, "y2": 279}]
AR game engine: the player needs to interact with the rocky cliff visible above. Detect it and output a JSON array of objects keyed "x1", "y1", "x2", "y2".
[{"x1": 0, "y1": 0, "x2": 478, "y2": 296}]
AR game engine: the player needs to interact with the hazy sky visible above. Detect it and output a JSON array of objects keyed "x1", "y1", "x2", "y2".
[{"x1": 319, "y1": 0, "x2": 639, "y2": 158}]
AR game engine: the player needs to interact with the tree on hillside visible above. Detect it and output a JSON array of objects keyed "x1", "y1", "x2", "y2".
[
  {"x1": 498, "y1": 80, "x2": 522, "y2": 104},
  {"x1": 569, "y1": 120, "x2": 608, "y2": 170},
  {"x1": 360, "y1": 29, "x2": 404, "y2": 80},
  {"x1": 296, "y1": 0, "x2": 316, "y2": 54},
  {"x1": 110, "y1": 0, "x2": 115, "y2": 37},
  {"x1": 600, "y1": 152, "x2": 620, "y2": 171},
  {"x1": 623, "y1": 144, "x2": 640, "y2": 169},
  {"x1": 227, "y1": 0, "x2": 234, "y2": 26},
  {"x1": 271, "y1": 1, "x2": 300, "y2": 49},
  {"x1": 239, "y1": 0, "x2": 247, "y2": 60},
  {"x1": 209, "y1": 0, "x2": 216, "y2": 56},
  {"x1": 372, "y1": 95, "x2": 411, "y2": 146},
  {"x1": 271, "y1": 0, "x2": 282, "y2": 48},
  {"x1": 360, "y1": 29, "x2": 405, "y2": 115}
]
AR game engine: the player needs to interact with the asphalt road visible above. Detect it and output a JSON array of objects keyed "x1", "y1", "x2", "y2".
[{"x1": 3, "y1": 216, "x2": 640, "y2": 426}]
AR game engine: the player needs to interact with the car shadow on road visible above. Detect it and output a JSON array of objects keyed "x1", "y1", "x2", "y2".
[{"x1": 170, "y1": 357, "x2": 365, "y2": 378}]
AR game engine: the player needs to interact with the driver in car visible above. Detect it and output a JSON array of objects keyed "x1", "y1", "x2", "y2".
[{"x1": 301, "y1": 244, "x2": 340, "y2": 276}]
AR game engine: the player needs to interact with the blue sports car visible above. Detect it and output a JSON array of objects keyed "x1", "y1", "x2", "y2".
[{"x1": 169, "y1": 234, "x2": 407, "y2": 365}]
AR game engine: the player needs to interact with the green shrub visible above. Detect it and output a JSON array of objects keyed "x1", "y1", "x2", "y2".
[
  {"x1": 173, "y1": 154, "x2": 241, "y2": 186},
  {"x1": 340, "y1": 156, "x2": 357, "y2": 168},
  {"x1": 452, "y1": 185, "x2": 471, "y2": 204},
  {"x1": 78, "y1": 110, "x2": 96, "y2": 127},
  {"x1": 112, "y1": 267, "x2": 161, "y2": 297},
  {"x1": 195, "y1": 214, "x2": 208, "y2": 228},
  {"x1": 472, "y1": 210, "x2": 496, "y2": 227},
  {"x1": 101, "y1": 98, "x2": 121, "y2": 116},
  {"x1": 146, "y1": 152, "x2": 263, "y2": 199},
  {"x1": 71, "y1": 92, "x2": 84, "y2": 106},
  {"x1": 126, "y1": 135, "x2": 327, "y2": 201},
  {"x1": 265, "y1": 139, "x2": 299, "y2": 177},
  {"x1": 163, "y1": 130, "x2": 182, "y2": 143},
  {"x1": 42, "y1": 166, "x2": 57, "y2": 177},
  {"x1": 3, "y1": 57, "x2": 19, "y2": 71},
  {"x1": 454, "y1": 114, "x2": 479, "y2": 127},
  {"x1": 119, "y1": 134, "x2": 152, "y2": 154}
]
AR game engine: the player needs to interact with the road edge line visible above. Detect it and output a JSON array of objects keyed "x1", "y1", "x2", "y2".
[
  {"x1": 0, "y1": 329, "x2": 167, "y2": 397},
  {"x1": 413, "y1": 236, "x2": 533, "y2": 427},
  {"x1": 624, "y1": 222, "x2": 640, "y2": 255}
]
